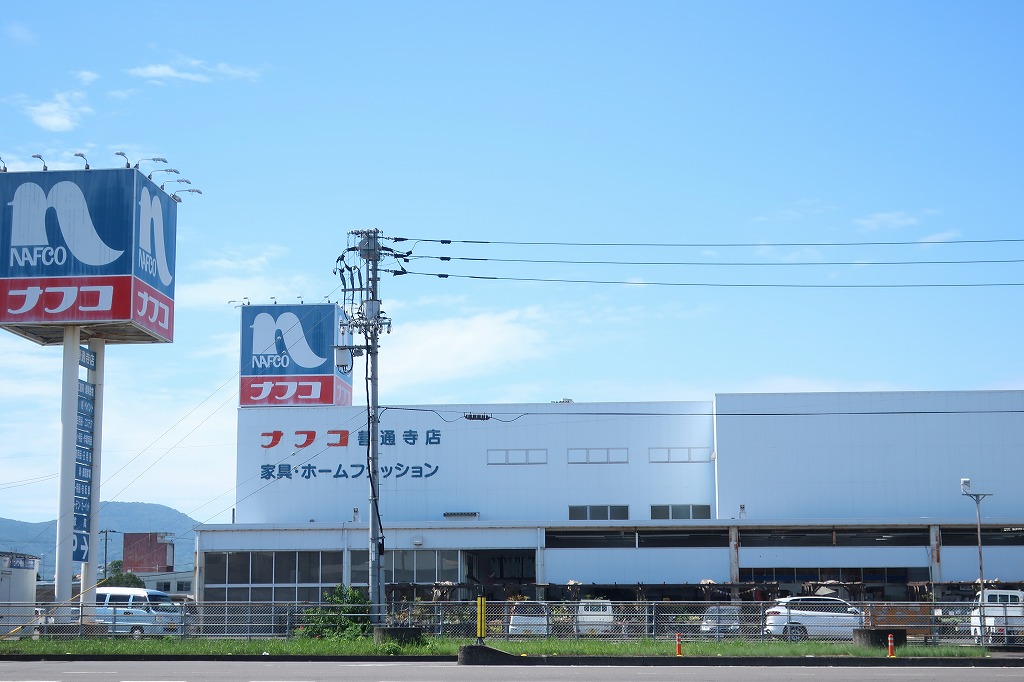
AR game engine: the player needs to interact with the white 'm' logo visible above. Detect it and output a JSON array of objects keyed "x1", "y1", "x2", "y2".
[
  {"x1": 8, "y1": 181, "x2": 123, "y2": 266},
  {"x1": 250, "y1": 312, "x2": 327, "y2": 369}
]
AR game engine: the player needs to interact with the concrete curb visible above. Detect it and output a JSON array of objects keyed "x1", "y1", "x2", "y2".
[{"x1": 458, "y1": 645, "x2": 1024, "y2": 667}]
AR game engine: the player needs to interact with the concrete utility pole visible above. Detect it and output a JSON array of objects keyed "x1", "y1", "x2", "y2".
[{"x1": 338, "y1": 229, "x2": 392, "y2": 623}]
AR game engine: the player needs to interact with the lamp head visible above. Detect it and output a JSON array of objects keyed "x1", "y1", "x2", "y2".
[
  {"x1": 961, "y1": 478, "x2": 971, "y2": 493},
  {"x1": 73, "y1": 152, "x2": 90, "y2": 169}
]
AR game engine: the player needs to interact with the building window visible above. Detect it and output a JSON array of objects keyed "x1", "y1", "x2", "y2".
[
  {"x1": 176, "y1": 581, "x2": 191, "y2": 592},
  {"x1": 651, "y1": 504, "x2": 712, "y2": 520},
  {"x1": 350, "y1": 549, "x2": 369, "y2": 584},
  {"x1": 487, "y1": 448, "x2": 547, "y2": 464},
  {"x1": 205, "y1": 552, "x2": 227, "y2": 584},
  {"x1": 156, "y1": 581, "x2": 171, "y2": 592},
  {"x1": 568, "y1": 448, "x2": 628, "y2": 464},
  {"x1": 649, "y1": 447, "x2": 712, "y2": 463},
  {"x1": 569, "y1": 505, "x2": 628, "y2": 520},
  {"x1": 251, "y1": 551, "x2": 274, "y2": 583}
]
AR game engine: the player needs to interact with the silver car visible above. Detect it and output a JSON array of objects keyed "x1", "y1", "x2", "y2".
[{"x1": 763, "y1": 596, "x2": 863, "y2": 641}]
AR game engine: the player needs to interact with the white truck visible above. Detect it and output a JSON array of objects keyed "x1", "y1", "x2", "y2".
[{"x1": 969, "y1": 589, "x2": 1024, "y2": 644}]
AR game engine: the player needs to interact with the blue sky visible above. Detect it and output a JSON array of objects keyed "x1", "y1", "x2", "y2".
[{"x1": 1, "y1": 2, "x2": 1023, "y2": 528}]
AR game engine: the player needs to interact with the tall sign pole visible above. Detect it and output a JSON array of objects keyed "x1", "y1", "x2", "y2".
[{"x1": 0, "y1": 167, "x2": 180, "y2": 602}]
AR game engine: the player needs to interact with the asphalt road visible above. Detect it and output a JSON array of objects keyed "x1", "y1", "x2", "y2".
[{"x1": 2, "y1": 660, "x2": 1024, "y2": 682}]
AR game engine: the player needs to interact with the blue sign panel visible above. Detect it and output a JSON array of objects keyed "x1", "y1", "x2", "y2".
[
  {"x1": 240, "y1": 304, "x2": 339, "y2": 377},
  {"x1": 78, "y1": 396, "x2": 95, "y2": 416},
  {"x1": 75, "y1": 447, "x2": 93, "y2": 466},
  {"x1": 79, "y1": 346, "x2": 96, "y2": 370},
  {"x1": 77, "y1": 380, "x2": 95, "y2": 400},
  {"x1": 72, "y1": 531, "x2": 90, "y2": 562},
  {"x1": 0, "y1": 170, "x2": 134, "y2": 280},
  {"x1": 76, "y1": 412, "x2": 94, "y2": 432},
  {"x1": 73, "y1": 496, "x2": 91, "y2": 515},
  {"x1": 75, "y1": 463, "x2": 92, "y2": 481},
  {"x1": 131, "y1": 174, "x2": 177, "y2": 300},
  {"x1": 74, "y1": 513, "x2": 91, "y2": 532}
]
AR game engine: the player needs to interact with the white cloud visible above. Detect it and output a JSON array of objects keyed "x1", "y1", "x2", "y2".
[
  {"x1": 127, "y1": 64, "x2": 211, "y2": 83},
  {"x1": 127, "y1": 60, "x2": 261, "y2": 84},
  {"x1": 918, "y1": 230, "x2": 960, "y2": 244},
  {"x1": 5, "y1": 22, "x2": 34, "y2": 44},
  {"x1": 75, "y1": 70, "x2": 99, "y2": 85},
  {"x1": 379, "y1": 309, "x2": 549, "y2": 396},
  {"x1": 24, "y1": 91, "x2": 92, "y2": 132},
  {"x1": 854, "y1": 211, "x2": 919, "y2": 231},
  {"x1": 212, "y1": 62, "x2": 262, "y2": 81}
]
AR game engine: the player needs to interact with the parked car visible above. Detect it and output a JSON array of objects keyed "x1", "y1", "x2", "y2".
[
  {"x1": 763, "y1": 596, "x2": 863, "y2": 641},
  {"x1": 94, "y1": 587, "x2": 185, "y2": 638},
  {"x1": 508, "y1": 601, "x2": 550, "y2": 636},
  {"x1": 700, "y1": 605, "x2": 741, "y2": 637},
  {"x1": 575, "y1": 599, "x2": 617, "y2": 636}
]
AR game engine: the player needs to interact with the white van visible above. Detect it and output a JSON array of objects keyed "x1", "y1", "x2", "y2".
[
  {"x1": 576, "y1": 599, "x2": 617, "y2": 636},
  {"x1": 94, "y1": 587, "x2": 184, "y2": 638},
  {"x1": 508, "y1": 601, "x2": 550, "y2": 636}
]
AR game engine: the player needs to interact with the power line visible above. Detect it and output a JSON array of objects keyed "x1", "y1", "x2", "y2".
[
  {"x1": 392, "y1": 236, "x2": 1024, "y2": 248},
  {"x1": 389, "y1": 268, "x2": 1024, "y2": 288},
  {"x1": 411, "y1": 254, "x2": 1024, "y2": 267}
]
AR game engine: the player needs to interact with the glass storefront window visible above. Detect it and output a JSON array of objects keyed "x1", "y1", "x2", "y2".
[
  {"x1": 205, "y1": 552, "x2": 227, "y2": 584},
  {"x1": 350, "y1": 550, "x2": 369, "y2": 584},
  {"x1": 393, "y1": 550, "x2": 414, "y2": 583},
  {"x1": 203, "y1": 586, "x2": 225, "y2": 601},
  {"x1": 226, "y1": 587, "x2": 249, "y2": 602},
  {"x1": 227, "y1": 552, "x2": 250, "y2": 584},
  {"x1": 275, "y1": 551, "x2": 297, "y2": 583},
  {"x1": 322, "y1": 551, "x2": 343, "y2": 585},
  {"x1": 297, "y1": 551, "x2": 320, "y2": 583},
  {"x1": 251, "y1": 587, "x2": 273, "y2": 601},
  {"x1": 414, "y1": 550, "x2": 435, "y2": 583},
  {"x1": 438, "y1": 550, "x2": 459, "y2": 582},
  {"x1": 251, "y1": 551, "x2": 274, "y2": 583}
]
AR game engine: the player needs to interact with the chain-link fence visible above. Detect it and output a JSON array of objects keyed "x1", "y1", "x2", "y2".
[{"x1": 7, "y1": 599, "x2": 1023, "y2": 644}]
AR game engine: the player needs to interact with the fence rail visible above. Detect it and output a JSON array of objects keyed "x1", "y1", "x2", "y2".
[{"x1": 4, "y1": 600, "x2": 1022, "y2": 644}]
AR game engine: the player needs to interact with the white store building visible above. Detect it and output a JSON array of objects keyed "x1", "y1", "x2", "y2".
[{"x1": 194, "y1": 390, "x2": 1024, "y2": 603}]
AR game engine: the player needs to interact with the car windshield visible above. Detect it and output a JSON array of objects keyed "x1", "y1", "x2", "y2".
[
  {"x1": 514, "y1": 603, "x2": 546, "y2": 616},
  {"x1": 149, "y1": 594, "x2": 178, "y2": 613}
]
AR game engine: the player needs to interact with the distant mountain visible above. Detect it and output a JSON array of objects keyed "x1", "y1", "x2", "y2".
[{"x1": 0, "y1": 501, "x2": 200, "y2": 580}]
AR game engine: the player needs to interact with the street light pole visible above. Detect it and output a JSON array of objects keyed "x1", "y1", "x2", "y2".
[{"x1": 961, "y1": 478, "x2": 992, "y2": 642}]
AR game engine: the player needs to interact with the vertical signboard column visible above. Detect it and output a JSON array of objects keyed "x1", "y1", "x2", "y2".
[{"x1": 72, "y1": 347, "x2": 96, "y2": 564}]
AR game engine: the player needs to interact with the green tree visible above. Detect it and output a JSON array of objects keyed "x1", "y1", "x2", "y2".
[
  {"x1": 102, "y1": 559, "x2": 146, "y2": 588},
  {"x1": 296, "y1": 585, "x2": 371, "y2": 639}
]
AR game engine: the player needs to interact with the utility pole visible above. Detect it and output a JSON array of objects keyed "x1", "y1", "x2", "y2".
[{"x1": 337, "y1": 229, "x2": 392, "y2": 624}]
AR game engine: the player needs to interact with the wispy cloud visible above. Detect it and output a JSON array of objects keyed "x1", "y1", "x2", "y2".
[
  {"x1": 211, "y1": 62, "x2": 261, "y2": 82},
  {"x1": 127, "y1": 64, "x2": 211, "y2": 83},
  {"x1": 753, "y1": 199, "x2": 837, "y2": 223},
  {"x1": 75, "y1": 70, "x2": 99, "y2": 85},
  {"x1": 854, "y1": 211, "x2": 919, "y2": 231},
  {"x1": 381, "y1": 309, "x2": 549, "y2": 395},
  {"x1": 24, "y1": 91, "x2": 92, "y2": 131},
  {"x1": 127, "y1": 59, "x2": 262, "y2": 84},
  {"x1": 918, "y1": 230, "x2": 960, "y2": 244},
  {"x1": 5, "y1": 22, "x2": 34, "y2": 44}
]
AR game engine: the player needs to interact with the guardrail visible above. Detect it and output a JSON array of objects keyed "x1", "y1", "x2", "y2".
[{"x1": 5, "y1": 600, "x2": 1021, "y2": 644}]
